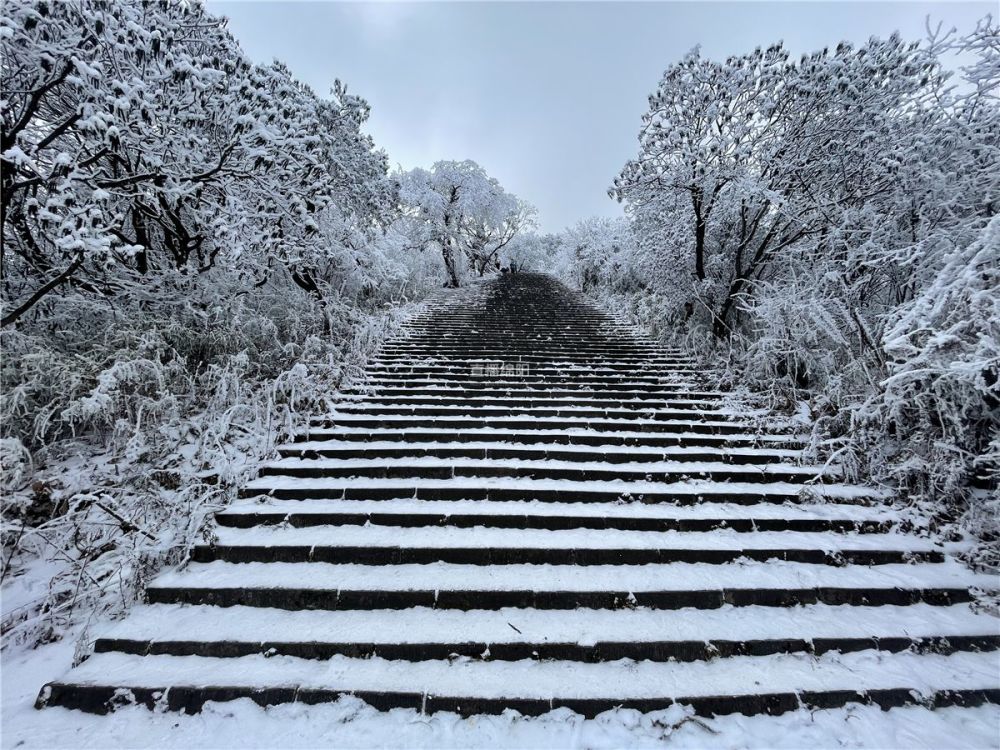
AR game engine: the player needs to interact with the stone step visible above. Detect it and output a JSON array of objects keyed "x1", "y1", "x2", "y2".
[
  {"x1": 371, "y1": 353, "x2": 693, "y2": 364},
  {"x1": 292, "y1": 428, "x2": 805, "y2": 450},
  {"x1": 379, "y1": 340, "x2": 675, "y2": 348},
  {"x1": 216, "y1": 497, "x2": 904, "y2": 533},
  {"x1": 192, "y1": 525, "x2": 938, "y2": 567},
  {"x1": 193, "y1": 522, "x2": 937, "y2": 565},
  {"x1": 402, "y1": 314, "x2": 634, "y2": 322},
  {"x1": 359, "y1": 373, "x2": 704, "y2": 386},
  {"x1": 147, "y1": 582, "x2": 975, "y2": 612},
  {"x1": 38, "y1": 675, "x2": 1000, "y2": 718},
  {"x1": 255, "y1": 458, "x2": 837, "y2": 485},
  {"x1": 341, "y1": 385, "x2": 729, "y2": 400},
  {"x1": 379, "y1": 341, "x2": 677, "y2": 351},
  {"x1": 215, "y1": 512, "x2": 895, "y2": 534},
  {"x1": 144, "y1": 558, "x2": 990, "y2": 611},
  {"x1": 192, "y1": 546, "x2": 940, "y2": 566},
  {"x1": 89, "y1": 602, "x2": 1000, "y2": 663},
  {"x1": 364, "y1": 364, "x2": 700, "y2": 376},
  {"x1": 331, "y1": 393, "x2": 730, "y2": 410},
  {"x1": 324, "y1": 399, "x2": 748, "y2": 422},
  {"x1": 308, "y1": 415, "x2": 783, "y2": 436},
  {"x1": 276, "y1": 442, "x2": 804, "y2": 465},
  {"x1": 323, "y1": 403, "x2": 746, "y2": 421},
  {"x1": 376, "y1": 349, "x2": 682, "y2": 360},
  {"x1": 238, "y1": 476, "x2": 879, "y2": 505}
]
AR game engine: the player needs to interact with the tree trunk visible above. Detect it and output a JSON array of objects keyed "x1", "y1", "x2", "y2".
[
  {"x1": 692, "y1": 191, "x2": 706, "y2": 281},
  {"x1": 441, "y1": 242, "x2": 460, "y2": 287}
]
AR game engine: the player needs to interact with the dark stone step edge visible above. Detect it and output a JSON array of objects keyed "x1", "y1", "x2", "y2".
[
  {"x1": 256, "y1": 466, "x2": 835, "y2": 486},
  {"x1": 37, "y1": 683, "x2": 1000, "y2": 718},
  {"x1": 93, "y1": 634, "x2": 1000, "y2": 663},
  {"x1": 214, "y1": 512, "x2": 895, "y2": 534},
  {"x1": 237, "y1": 486, "x2": 872, "y2": 505},
  {"x1": 190, "y1": 546, "x2": 941, "y2": 566},
  {"x1": 144, "y1": 587, "x2": 974, "y2": 611},
  {"x1": 307, "y1": 419, "x2": 785, "y2": 437},
  {"x1": 292, "y1": 432, "x2": 802, "y2": 450}
]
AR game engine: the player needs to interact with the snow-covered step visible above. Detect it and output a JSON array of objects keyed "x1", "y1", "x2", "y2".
[
  {"x1": 365, "y1": 362, "x2": 698, "y2": 373},
  {"x1": 293, "y1": 427, "x2": 805, "y2": 450},
  {"x1": 193, "y1": 524, "x2": 940, "y2": 566},
  {"x1": 370, "y1": 356, "x2": 695, "y2": 368},
  {"x1": 204, "y1": 524, "x2": 935, "y2": 551},
  {"x1": 332, "y1": 394, "x2": 729, "y2": 410},
  {"x1": 323, "y1": 402, "x2": 752, "y2": 420},
  {"x1": 344, "y1": 391, "x2": 734, "y2": 407},
  {"x1": 240, "y1": 476, "x2": 883, "y2": 505},
  {"x1": 359, "y1": 379, "x2": 718, "y2": 394},
  {"x1": 216, "y1": 496, "x2": 907, "y2": 533},
  {"x1": 361, "y1": 373, "x2": 702, "y2": 386},
  {"x1": 277, "y1": 440, "x2": 806, "y2": 466},
  {"x1": 366, "y1": 370, "x2": 703, "y2": 381},
  {"x1": 39, "y1": 649, "x2": 1000, "y2": 716},
  {"x1": 145, "y1": 559, "x2": 990, "y2": 610},
  {"x1": 378, "y1": 351, "x2": 681, "y2": 360},
  {"x1": 89, "y1": 602, "x2": 1000, "y2": 662},
  {"x1": 311, "y1": 414, "x2": 784, "y2": 437},
  {"x1": 339, "y1": 387, "x2": 724, "y2": 401},
  {"x1": 255, "y1": 456, "x2": 839, "y2": 486}
]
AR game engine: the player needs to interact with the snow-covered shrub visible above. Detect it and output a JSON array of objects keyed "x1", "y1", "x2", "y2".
[{"x1": 857, "y1": 217, "x2": 1000, "y2": 562}]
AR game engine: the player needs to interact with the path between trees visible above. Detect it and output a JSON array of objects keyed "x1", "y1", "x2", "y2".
[{"x1": 37, "y1": 273, "x2": 999, "y2": 718}]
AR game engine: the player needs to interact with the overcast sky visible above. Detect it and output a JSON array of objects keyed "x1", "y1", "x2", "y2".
[{"x1": 208, "y1": 1, "x2": 993, "y2": 232}]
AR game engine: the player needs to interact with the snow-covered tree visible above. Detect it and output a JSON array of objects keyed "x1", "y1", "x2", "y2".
[
  {"x1": 497, "y1": 232, "x2": 556, "y2": 273},
  {"x1": 613, "y1": 36, "x2": 944, "y2": 338},
  {"x1": 398, "y1": 160, "x2": 534, "y2": 286},
  {"x1": 1, "y1": 0, "x2": 397, "y2": 332},
  {"x1": 0, "y1": 0, "x2": 421, "y2": 646},
  {"x1": 560, "y1": 16, "x2": 999, "y2": 550}
]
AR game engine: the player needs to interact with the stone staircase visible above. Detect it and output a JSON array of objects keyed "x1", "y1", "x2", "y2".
[{"x1": 38, "y1": 273, "x2": 999, "y2": 717}]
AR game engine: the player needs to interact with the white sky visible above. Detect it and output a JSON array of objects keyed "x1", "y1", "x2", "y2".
[{"x1": 207, "y1": 1, "x2": 994, "y2": 232}]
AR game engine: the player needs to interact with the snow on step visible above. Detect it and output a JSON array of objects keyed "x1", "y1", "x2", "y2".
[
  {"x1": 150, "y1": 558, "x2": 992, "y2": 593},
  {"x1": 96, "y1": 602, "x2": 1000, "y2": 647},
  {"x1": 279, "y1": 439, "x2": 808, "y2": 460},
  {"x1": 342, "y1": 391, "x2": 734, "y2": 404},
  {"x1": 258, "y1": 456, "x2": 840, "y2": 478},
  {"x1": 299, "y1": 427, "x2": 805, "y2": 443},
  {"x1": 219, "y1": 497, "x2": 903, "y2": 523},
  {"x1": 208, "y1": 524, "x2": 937, "y2": 553},
  {"x1": 242, "y1": 475, "x2": 884, "y2": 502},
  {"x1": 51, "y1": 650, "x2": 1000, "y2": 701},
  {"x1": 318, "y1": 413, "x2": 757, "y2": 430},
  {"x1": 322, "y1": 403, "x2": 757, "y2": 418}
]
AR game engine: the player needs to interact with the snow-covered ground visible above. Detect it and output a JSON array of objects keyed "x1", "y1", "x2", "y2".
[{"x1": 3, "y1": 635, "x2": 999, "y2": 750}]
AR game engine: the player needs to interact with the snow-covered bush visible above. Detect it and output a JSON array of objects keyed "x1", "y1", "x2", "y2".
[{"x1": 859, "y1": 217, "x2": 999, "y2": 564}]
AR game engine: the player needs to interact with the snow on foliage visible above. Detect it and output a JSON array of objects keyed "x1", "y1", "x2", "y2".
[
  {"x1": 397, "y1": 160, "x2": 536, "y2": 287},
  {"x1": 0, "y1": 0, "x2": 434, "y2": 647},
  {"x1": 555, "y1": 18, "x2": 999, "y2": 562}
]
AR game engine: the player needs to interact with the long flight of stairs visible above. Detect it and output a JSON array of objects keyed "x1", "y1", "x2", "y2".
[{"x1": 38, "y1": 273, "x2": 999, "y2": 717}]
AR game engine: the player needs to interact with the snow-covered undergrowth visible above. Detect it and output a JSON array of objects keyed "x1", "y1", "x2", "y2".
[
  {"x1": 550, "y1": 18, "x2": 1000, "y2": 566},
  {"x1": 0, "y1": 290, "x2": 421, "y2": 650}
]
